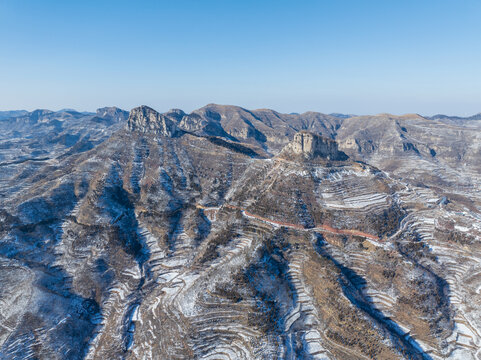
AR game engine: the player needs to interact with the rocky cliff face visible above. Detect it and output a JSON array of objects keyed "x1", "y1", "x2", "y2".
[
  {"x1": 127, "y1": 105, "x2": 181, "y2": 137},
  {"x1": 282, "y1": 131, "x2": 348, "y2": 161}
]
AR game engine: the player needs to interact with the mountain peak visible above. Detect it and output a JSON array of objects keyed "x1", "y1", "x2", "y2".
[
  {"x1": 127, "y1": 105, "x2": 181, "y2": 137},
  {"x1": 95, "y1": 107, "x2": 129, "y2": 123},
  {"x1": 164, "y1": 108, "x2": 186, "y2": 122}
]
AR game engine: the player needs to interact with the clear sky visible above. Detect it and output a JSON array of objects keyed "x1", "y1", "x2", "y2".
[{"x1": 0, "y1": 0, "x2": 480, "y2": 115}]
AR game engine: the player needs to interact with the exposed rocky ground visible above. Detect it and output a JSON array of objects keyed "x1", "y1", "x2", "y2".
[{"x1": 0, "y1": 105, "x2": 480, "y2": 359}]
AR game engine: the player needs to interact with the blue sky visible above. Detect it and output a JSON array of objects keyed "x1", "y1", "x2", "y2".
[{"x1": 0, "y1": 0, "x2": 480, "y2": 115}]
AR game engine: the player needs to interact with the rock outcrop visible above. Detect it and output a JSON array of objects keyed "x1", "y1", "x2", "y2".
[
  {"x1": 282, "y1": 131, "x2": 348, "y2": 160},
  {"x1": 127, "y1": 105, "x2": 181, "y2": 137}
]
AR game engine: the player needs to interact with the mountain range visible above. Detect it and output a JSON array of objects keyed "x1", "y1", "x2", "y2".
[{"x1": 0, "y1": 104, "x2": 480, "y2": 359}]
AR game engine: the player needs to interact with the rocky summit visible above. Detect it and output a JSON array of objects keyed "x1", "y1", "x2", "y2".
[
  {"x1": 0, "y1": 104, "x2": 480, "y2": 360},
  {"x1": 282, "y1": 131, "x2": 348, "y2": 161},
  {"x1": 127, "y1": 105, "x2": 181, "y2": 137}
]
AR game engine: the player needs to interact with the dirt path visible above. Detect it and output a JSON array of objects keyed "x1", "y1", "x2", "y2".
[{"x1": 222, "y1": 204, "x2": 380, "y2": 241}]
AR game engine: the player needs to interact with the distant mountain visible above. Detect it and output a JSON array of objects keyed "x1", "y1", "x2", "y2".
[
  {"x1": 0, "y1": 107, "x2": 128, "y2": 166},
  {"x1": 57, "y1": 108, "x2": 84, "y2": 113},
  {"x1": 0, "y1": 110, "x2": 28, "y2": 120},
  {"x1": 92, "y1": 106, "x2": 129, "y2": 125},
  {"x1": 329, "y1": 112, "x2": 355, "y2": 119},
  {"x1": 427, "y1": 113, "x2": 481, "y2": 121}
]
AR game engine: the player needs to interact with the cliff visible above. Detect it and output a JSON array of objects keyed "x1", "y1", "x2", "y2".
[
  {"x1": 282, "y1": 131, "x2": 348, "y2": 161},
  {"x1": 127, "y1": 105, "x2": 181, "y2": 137}
]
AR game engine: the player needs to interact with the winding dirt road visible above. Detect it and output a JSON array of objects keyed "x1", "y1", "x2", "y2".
[{"x1": 197, "y1": 204, "x2": 380, "y2": 241}]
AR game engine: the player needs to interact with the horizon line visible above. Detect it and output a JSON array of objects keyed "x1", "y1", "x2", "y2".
[{"x1": 1, "y1": 104, "x2": 480, "y2": 119}]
